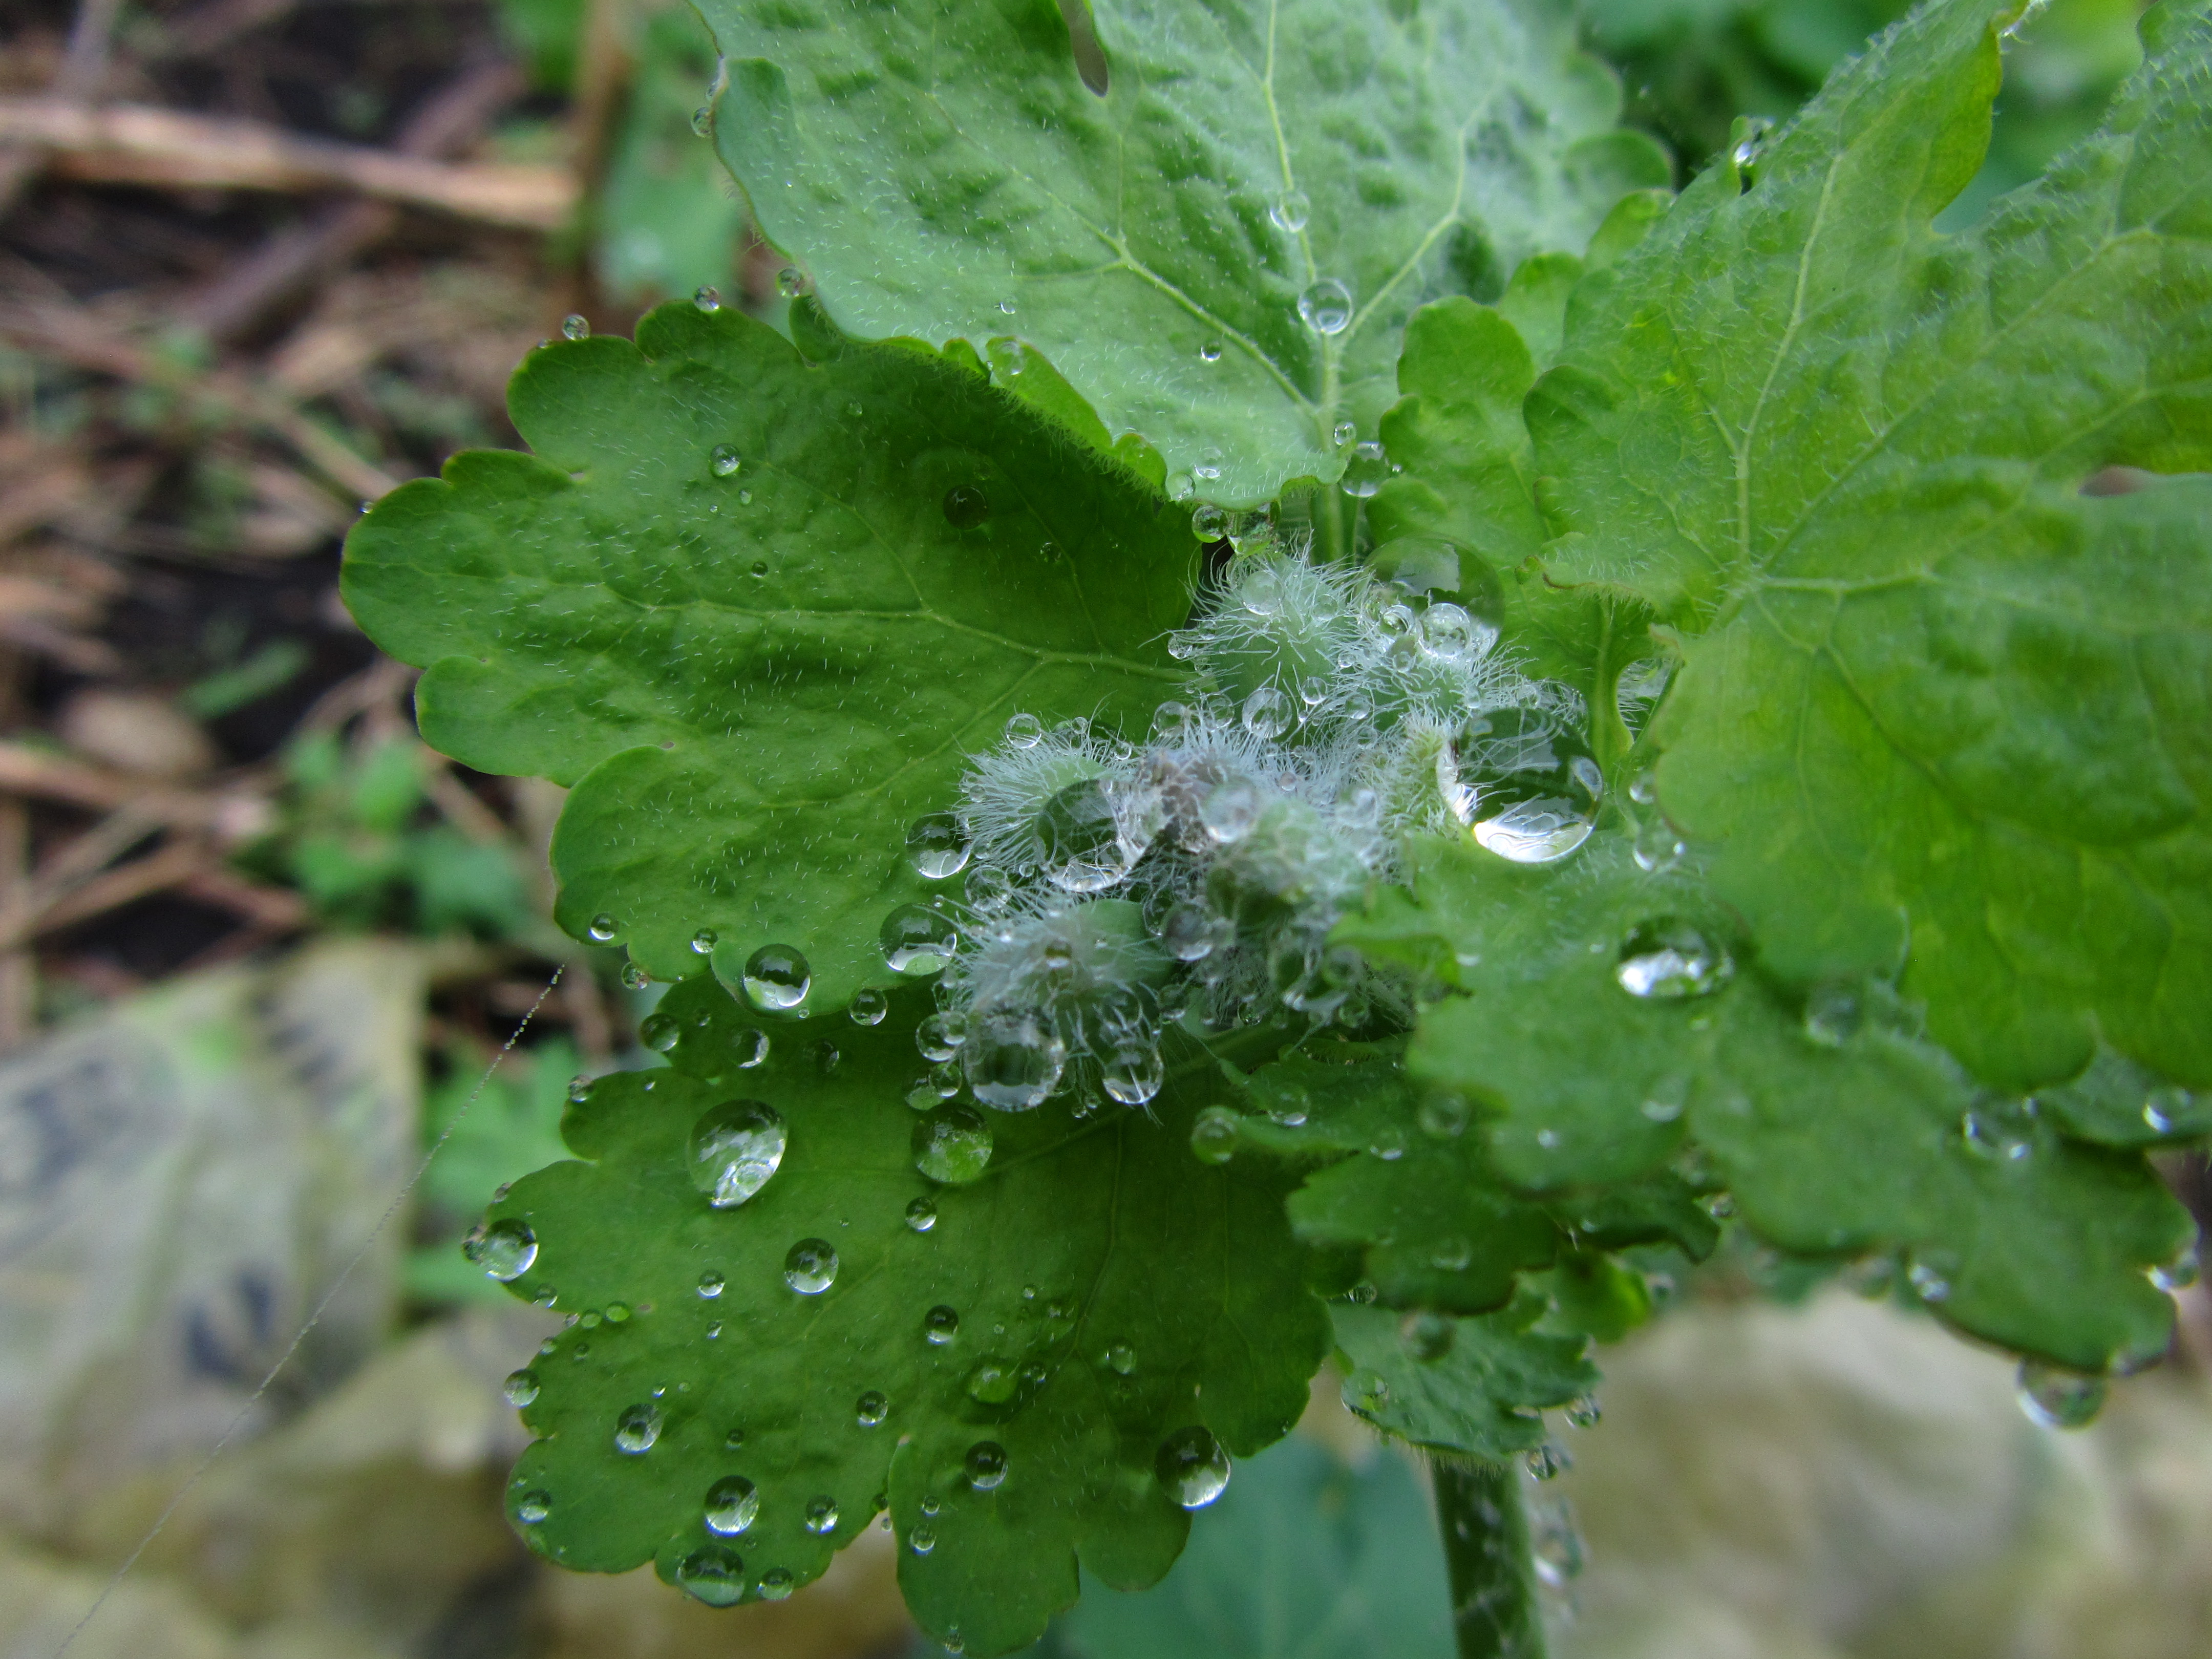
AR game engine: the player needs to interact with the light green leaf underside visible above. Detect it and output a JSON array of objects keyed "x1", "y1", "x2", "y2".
[
  {"x1": 1330, "y1": 1295, "x2": 1595, "y2": 1461},
  {"x1": 1509, "y1": 0, "x2": 2212, "y2": 1086},
  {"x1": 491, "y1": 978, "x2": 1328, "y2": 1657},
  {"x1": 343, "y1": 302, "x2": 1192, "y2": 1006},
  {"x1": 698, "y1": 0, "x2": 1666, "y2": 503},
  {"x1": 1337, "y1": 835, "x2": 2190, "y2": 1373}
]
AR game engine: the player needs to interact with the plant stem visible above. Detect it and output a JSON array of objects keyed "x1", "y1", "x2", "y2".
[{"x1": 1433, "y1": 1458, "x2": 1546, "y2": 1659}]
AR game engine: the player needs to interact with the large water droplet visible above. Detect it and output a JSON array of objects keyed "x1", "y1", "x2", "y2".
[
  {"x1": 1270, "y1": 188, "x2": 1311, "y2": 232},
  {"x1": 689, "y1": 1100, "x2": 786, "y2": 1207},
  {"x1": 1296, "y1": 279, "x2": 1352, "y2": 335},
  {"x1": 923, "y1": 1304, "x2": 960, "y2": 1344},
  {"x1": 1241, "y1": 685, "x2": 1291, "y2": 740},
  {"x1": 1033, "y1": 778, "x2": 1134, "y2": 892},
  {"x1": 965, "y1": 1441, "x2": 1008, "y2": 1490},
  {"x1": 503, "y1": 1369, "x2": 540, "y2": 1408},
  {"x1": 1190, "y1": 1105, "x2": 1241, "y2": 1164},
  {"x1": 640, "y1": 1012, "x2": 680, "y2": 1053},
  {"x1": 1192, "y1": 503, "x2": 1229, "y2": 541},
  {"x1": 1456, "y1": 709, "x2": 1601, "y2": 863},
  {"x1": 2016, "y1": 1359, "x2": 2106, "y2": 1429},
  {"x1": 943, "y1": 485, "x2": 991, "y2": 529},
  {"x1": 614, "y1": 1403, "x2": 663, "y2": 1454},
  {"x1": 704, "y1": 1476, "x2": 759, "y2": 1535},
  {"x1": 758, "y1": 1568, "x2": 794, "y2": 1600},
  {"x1": 909, "y1": 1525, "x2": 937, "y2": 1555},
  {"x1": 731, "y1": 1026, "x2": 770, "y2": 1068},
  {"x1": 1004, "y1": 712, "x2": 1044, "y2": 748},
  {"x1": 1339, "y1": 440, "x2": 1390, "y2": 498},
  {"x1": 905, "y1": 1196, "x2": 938, "y2": 1232},
  {"x1": 1417, "y1": 602, "x2": 1496, "y2": 664},
  {"x1": 849, "y1": 988, "x2": 887, "y2": 1026},
  {"x1": 1615, "y1": 919, "x2": 1734, "y2": 999},
  {"x1": 804, "y1": 1496, "x2": 839, "y2": 1534},
  {"x1": 913, "y1": 1104, "x2": 995, "y2": 1181},
  {"x1": 1161, "y1": 903, "x2": 1220, "y2": 963},
  {"x1": 907, "y1": 813, "x2": 972, "y2": 880},
  {"x1": 857, "y1": 1390, "x2": 889, "y2": 1427},
  {"x1": 784, "y1": 1238, "x2": 838, "y2": 1294},
  {"x1": 675, "y1": 1545, "x2": 744, "y2": 1606},
  {"x1": 710, "y1": 444, "x2": 741, "y2": 478},
  {"x1": 561, "y1": 313, "x2": 590, "y2": 341},
  {"x1": 2151, "y1": 1242, "x2": 2200, "y2": 1293},
  {"x1": 587, "y1": 914, "x2": 620, "y2": 943},
  {"x1": 918, "y1": 1011, "x2": 969, "y2": 1062},
  {"x1": 514, "y1": 1490, "x2": 551, "y2": 1524},
  {"x1": 1101, "y1": 1041, "x2": 1164, "y2": 1107},
  {"x1": 1200, "y1": 778, "x2": 1263, "y2": 844},
  {"x1": 465, "y1": 1218, "x2": 538, "y2": 1281},
  {"x1": 742, "y1": 945, "x2": 811, "y2": 1011},
  {"x1": 882, "y1": 905, "x2": 960, "y2": 974},
  {"x1": 1155, "y1": 1427, "x2": 1231, "y2": 1508},
  {"x1": 961, "y1": 1010, "x2": 1066, "y2": 1111}
]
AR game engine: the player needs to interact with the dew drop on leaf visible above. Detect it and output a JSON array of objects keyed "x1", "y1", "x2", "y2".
[
  {"x1": 942, "y1": 485, "x2": 991, "y2": 529},
  {"x1": 1161, "y1": 903, "x2": 1218, "y2": 963},
  {"x1": 503, "y1": 1369, "x2": 539, "y2": 1408},
  {"x1": 1633, "y1": 820, "x2": 1687, "y2": 873},
  {"x1": 1199, "y1": 339, "x2": 1222, "y2": 363},
  {"x1": 1103, "y1": 1342, "x2": 1136, "y2": 1375},
  {"x1": 849, "y1": 988, "x2": 888, "y2": 1026},
  {"x1": 758, "y1": 1568, "x2": 795, "y2": 1601},
  {"x1": 905, "y1": 1196, "x2": 938, "y2": 1232},
  {"x1": 465, "y1": 1218, "x2": 537, "y2": 1281},
  {"x1": 1525, "y1": 1441, "x2": 1570, "y2": 1481},
  {"x1": 1615, "y1": 919, "x2": 1734, "y2": 999},
  {"x1": 602, "y1": 1301, "x2": 630, "y2": 1323},
  {"x1": 917, "y1": 1011, "x2": 968, "y2": 1061},
  {"x1": 1101, "y1": 1041, "x2": 1163, "y2": 1106},
  {"x1": 965, "y1": 1356, "x2": 1017, "y2": 1405},
  {"x1": 913, "y1": 1105, "x2": 994, "y2": 1182},
  {"x1": 1032, "y1": 778, "x2": 1133, "y2": 893},
  {"x1": 1200, "y1": 778, "x2": 1262, "y2": 844},
  {"x1": 1332, "y1": 420, "x2": 1356, "y2": 448},
  {"x1": 1417, "y1": 602, "x2": 1496, "y2": 664},
  {"x1": 613, "y1": 1403, "x2": 662, "y2": 1454},
  {"x1": 2151, "y1": 1243, "x2": 2200, "y2": 1293},
  {"x1": 704, "y1": 1476, "x2": 759, "y2": 1536},
  {"x1": 640, "y1": 1012, "x2": 680, "y2": 1053},
  {"x1": 1189, "y1": 1105, "x2": 1240, "y2": 1165},
  {"x1": 906, "y1": 812, "x2": 973, "y2": 880},
  {"x1": 710, "y1": 444, "x2": 741, "y2": 478},
  {"x1": 1296, "y1": 279, "x2": 1352, "y2": 335},
  {"x1": 675, "y1": 1545, "x2": 744, "y2": 1606},
  {"x1": 783, "y1": 1238, "x2": 838, "y2": 1294},
  {"x1": 587, "y1": 914, "x2": 619, "y2": 943},
  {"x1": 1419, "y1": 1093, "x2": 1469, "y2": 1138},
  {"x1": 1240, "y1": 685, "x2": 1291, "y2": 740},
  {"x1": 1192, "y1": 503, "x2": 1228, "y2": 541},
  {"x1": 693, "y1": 284, "x2": 719, "y2": 311},
  {"x1": 923, "y1": 1305, "x2": 960, "y2": 1344},
  {"x1": 620, "y1": 961, "x2": 650, "y2": 991},
  {"x1": 514, "y1": 1490, "x2": 551, "y2": 1524},
  {"x1": 882, "y1": 905, "x2": 960, "y2": 974},
  {"x1": 741, "y1": 945, "x2": 811, "y2": 1011},
  {"x1": 1566, "y1": 1394, "x2": 1602, "y2": 1429},
  {"x1": 1339, "y1": 439, "x2": 1389, "y2": 497},
  {"x1": 856, "y1": 1390, "x2": 889, "y2": 1427},
  {"x1": 697, "y1": 1270, "x2": 725, "y2": 1298},
  {"x1": 1193, "y1": 448, "x2": 1224, "y2": 481},
  {"x1": 775, "y1": 266, "x2": 806, "y2": 297},
  {"x1": 804, "y1": 1496, "x2": 840, "y2": 1534},
  {"x1": 1155, "y1": 1427, "x2": 1230, "y2": 1509},
  {"x1": 1004, "y1": 712, "x2": 1044, "y2": 748},
  {"x1": 2017, "y1": 1359, "x2": 2106, "y2": 1430},
  {"x1": 688, "y1": 1100, "x2": 786, "y2": 1208},
  {"x1": 910, "y1": 1526, "x2": 936, "y2": 1556},
  {"x1": 964, "y1": 1441, "x2": 1008, "y2": 1490},
  {"x1": 691, "y1": 927, "x2": 717, "y2": 954},
  {"x1": 1270, "y1": 188, "x2": 1311, "y2": 231},
  {"x1": 961, "y1": 1012, "x2": 1066, "y2": 1111},
  {"x1": 561, "y1": 313, "x2": 589, "y2": 341},
  {"x1": 1430, "y1": 1235, "x2": 1472, "y2": 1271}
]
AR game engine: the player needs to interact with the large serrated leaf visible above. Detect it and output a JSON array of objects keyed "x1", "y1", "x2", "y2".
[
  {"x1": 486, "y1": 977, "x2": 1328, "y2": 1657},
  {"x1": 1505, "y1": 0, "x2": 2212, "y2": 1087},
  {"x1": 1338, "y1": 834, "x2": 2191, "y2": 1373},
  {"x1": 696, "y1": 0, "x2": 1667, "y2": 503},
  {"x1": 343, "y1": 303, "x2": 1191, "y2": 1006}
]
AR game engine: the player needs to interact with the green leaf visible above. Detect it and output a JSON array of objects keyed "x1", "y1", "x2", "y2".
[
  {"x1": 343, "y1": 302, "x2": 1192, "y2": 1007},
  {"x1": 1340, "y1": 834, "x2": 2191, "y2": 1373},
  {"x1": 1330, "y1": 1293, "x2": 1594, "y2": 1461},
  {"x1": 1512, "y1": 0, "x2": 2212, "y2": 1087},
  {"x1": 696, "y1": 0, "x2": 1666, "y2": 502},
  {"x1": 488, "y1": 976, "x2": 1328, "y2": 1656}
]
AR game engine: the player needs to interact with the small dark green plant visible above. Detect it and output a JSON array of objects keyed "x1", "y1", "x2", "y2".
[{"x1": 342, "y1": 1, "x2": 2210, "y2": 1652}]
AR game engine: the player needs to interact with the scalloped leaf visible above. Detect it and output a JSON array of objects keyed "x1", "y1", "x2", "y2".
[{"x1": 485, "y1": 977, "x2": 1328, "y2": 1656}]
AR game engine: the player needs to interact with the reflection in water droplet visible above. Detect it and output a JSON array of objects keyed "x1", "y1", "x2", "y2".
[
  {"x1": 728, "y1": 1026, "x2": 769, "y2": 1068},
  {"x1": 923, "y1": 1305, "x2": 960, "y2": 1344},
  {"x1": 758, "y1": 1568, "x2": 795, "y2": 1601},
  {"x1": 943, "y1": 485, "x2": 991, "y2": 529},
  {"x1": 1156, "y1": 1427, "x2": 1231, "y2": 1508},
  {"x1": 675, "y1": 1545, "x2": 744, "y2": 1606},
  {"x1": 587, "y1": 914, "x2": 619, "y2": 943},
  {"x1": 704, "y1": 1476, "x2": 759, "y2": 1536},
  {"x1": 1199, "y1": 339, "x2": 1223, "y2": 363},
  {"x1": 1101, "y1": 1042, "x2": 1164, "y2": 1106},
  {"x1": 514, "y1": 1490, "x2": 551, "y2": 1524},
  {"x1": 503, "y1": 1369, "x2": 539, "y2": 1407},
  {"x1": 1270, "y1": 188, "x2": 1311, "y2": 232},
  {"x1": 910, "y1": 1525, "x2": 937, "y2": 1556},
  {"x1": 804, "y1": 1496, "x2": 840, "y2": 1534},
  {"x1": 640, "y1": 1012, "x2": 680, "y2": 1053},
  {"x1": 857, "y1": 1391, "x2": 889, "y2": 1427},
  {"x1": 917, "y1": 1011, "x2": 969, "y2": 1062},
  {"x1": 775, "y1": 267, "x2": 806, "y2": 297},
  {"x1": 882, "y1": 905, "x2": 960, "y2": 974},
  {"x1": 783, "y1": 1238, "x2": 838, "y2": 1294},
  {"x1": 693, "y1": 284, "x2": 720, "y2": 310},
  {"x1": 961, "y1": 1011, "x2": 1066, "y2": 1112},
  {"x1": 737, "y1": 948, "x2": 809, "y2": 1016},
  {"x1": 1616, "y1": 919, "x2": 1734, "y2": 999},
  {"x1": 965, "y1": 1441, "x2": 1008, "y2": 1490},
  {"x1": 689, "y1": 1100, "x2": 786, "y2": 1207},
  {"x1": 614, "y1": 1403, "x2": 663, "y2": 1454},
  {"x1": 1201, "y1": 778, "x2": 1263, "y2": 844},
  {"x1": 691, "y1": 927, "x2": 718, "y2": 954},
  {"x1": 848, "y1": 988, "x2": 888, "y2": 1027},
  {"x1": 1241, "y1": 685, "x2": 1291, "y2": 740},
  {"x1": 710, "y1": 444, "x2": 741, "y2": 477},
  {"x1": 1104, "y1": 1343, "x2": 1136, "y2": 1375},
  {"x1": 906, "y1": 1196, "x2": 938, "y2": 1232},
  {"x1": 913, "y1": 1105, "x2": 995, "y2": 1181},
  {"x1": 1192, "y1": 503, "x2": 1228, "y2": 541},
  {"x1": 1296, "y1": 279, "x2": 1353, "y2": 335},
  {"x1": 466, "y1": 1219, "x2": 537, "y2": 1281},
  {"x1": 907, "y1": 813, "x2": 973, "y2": 880},
  {"x1": 1189, "y1": 1105, "x2": 1241, "y2": 1165},
  {"x1": 697, "y1": 1270, "x2": 725, "y2": 1299},
  {"x1": 2017, "y1": 1359, "x2": 2106, "y2": 1430},
  {"x1": 561, "y1": 314, "x2": 589, "y2": 341},
  {"x1": 1339, "y1": 440, "x2": 1389, "y2": 497}
]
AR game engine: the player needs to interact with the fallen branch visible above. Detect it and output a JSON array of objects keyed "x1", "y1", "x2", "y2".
[{"x1": 0, "y1": 98, "x2": 576, "y2": 229}]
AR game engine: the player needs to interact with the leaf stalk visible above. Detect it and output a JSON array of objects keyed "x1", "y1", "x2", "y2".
[{"x1": 1433, "y1": 1457, "x2": 1547, "y2": 1659}]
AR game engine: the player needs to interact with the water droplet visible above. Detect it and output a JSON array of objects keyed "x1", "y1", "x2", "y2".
[
  {"x1": 587, "y1": 913, "x2": 619, "y2": 943},
  {"x1": 1103, "y1": 1342, "x2": 1136, "y2": 1375},
  {"x1": 1200, "y1": 778, "x2": 1263, "y2": 844},
  {"x1": 924, "y1": 1305, "x2": 960, "y2": 1344},
  {"x1": 1101, "y1": 1041, "x2": 1164, "y2": 1106},
  {"x1": 1616, "y1": 919, "x2": 1734, "y2": 998},
  {"x1": 567, "y1": 1074, "x2": 593, "y2": 1105},
  {"x1": 898, "y1": 1194, "x2": 938, "y2": 1234},
  {"x1": 1032, "y1": 778, "x2": 1135, "y2": 893},
  {"x1": 1189, "y1": 1105, "x2": 1241, "y2": 1165},
  {"x1": 1332, "y1": 420, "x2": 1356, "y2": 448},
  {"x1": 614, "y1": 1403, "x2": 663, "y2": 1454},
  {"x1": 917, "y1": 1011, "x2": 969, "y2": 1062},
  {"x1": 740, "y1": 493, "x2": 753, "y2": 507},
  {"x1": 690, "y1": 927, "x2": 718, "y2": 954},
  {"x1": 1906, "y1": 1260, "x2": 1951, "y2": 1302},
  {"x1": 1530, "y1": 1504, "x2": 1584, "y2": 1588},
  {"x1": 1241, "y1": 685, "x2": 1291, "y2": 740},
  {"x1": 1633, "y1": 820, "x2": 1687, "y2": 873},
  {"x1": 758, "y1": 1568, "x2": 794, "y2": 1601},
  {"x1": 964, "y1": 866, "x2": 1012, "y2": 912},
  {"x1": 742, "y1": 945, "x2": 811, "y2": 1011},
  {"x1": 961, "y1": 1011, "x2": 1066, "y2": 1112},
  {"x1": 562, "y1": 314, "x2": 590, "y2": 341},
  {"x1": 465, "y1": 1218, "x2": 538, "y2": 1281},
  {"x1": 784, "y1": 1238, "x2": 838, "y2": 1294},
  {"x1": 775, "y1": 266, "x2": 806, "y2": 297},
  {"x1": 954, "y1": 1440, "x2": 1008, "y2": 1491},
  {"x1": 720, "y1": 1025, "x2": 767, "y2": 1069},
  {"x1": 1419, "y1": 1093, "x2": 1470, "y2": 1138},
  {"x1": 804, "y1": 1496, "x2": 840, "y2": 1534},
  {"x1": 675, "y1": 1545, "x2": 744, "y2": 1606},
  {"x1": 1566, "y1": 1394, "x2": 1602, "y2": 1429},
  {"x1": 1160, "y1": 903, "x2": 1217, "y2": 963},
  {"x1": 1296, "y1": 278, "x2": 1352, "y2": 335},
  {"x1": 1193, "y1": 448, "x2": 1225, "y2": 482},
  {"x1": 2017, "y1": 1359, "x2": 2106, "y2": 1429},
  {"x1": 1525, "y1": 1441, "x2": 1570, "y2": 1480},
  {"x1": 514, "y1": 1490, "x2": 551, "y2": 1524},
  {"x1": 849, "y1": 988, "x2": 888, "y2": 1027},
  {"x1": 1192, "y1": 503, "x2": 1229, "y2": 541},
  {"x1": 722, "y1": 1427, "x2": 744, "y2": 1450},
  {"x1": 1004, "y1": 712, "x2": 1044, "y2": 748},
  {"x1": 704, "y1": 1476, "x2": 759, "y2": 1535},
  {"x1": 1400, "y1": 1310, "x2": 1454, "y2": 1362},
  {"x1": 943, "y1": 485, "x2": 991, "y2": 529},
  {"x1": 621, "y1": 961, "x2": 652, "y2": 992},
  {"x1": 602, "y1": 1301, "x2": 630, "y2": 1323},
  {"x1": 693, "y1": 284, "x2": 720, "y2": 310},
  {"x1": 2151, "y1": 1242, "x2": 2200, "y2": 1293},
  {"x1": 907, "y1": 813, "x2": 972, "y2": 880},
  {"x1": 1339, "y1": 440, "x2": 1389, "y2": 497},
  {"x1": 710, "y1": 444, "x2": 741, "y2": 477},
  {"x1": 1270, "y1": 188, "x2": 1311, "y2": 232},
  {"x1": 882, "y1": 904, "x2": 960, "y2": 974},
  {"x1": 1156, "y1": 1426, "x2": 1231, "y2": 1508},
  {"x1": 1455, "y1": 709, "x2": 1602, "y2": 863},
  {"x1": 965, "y1": 1356, "x2": 1018, "y2": 1405},
  {"x1": 694, "y1": 1269, "x2": 727, "y2": 1300},
  {"x1": 909, "y1": 1525, "x2": 937, "y2": 1555},
  {"x1": 1167, "y1": 471, "x2": 1194, "y2": 500},
  {"x1": 1430, "y1": 1235, "x2": 1472, "y2": 1271},
  {"x1": 640, "y1": 1012, "x2": 680, "y2": 1053},
  {"x1": 689, "y1": 101, "x2": 715, "y2": 136},
  {"x1": 1730, "y1": 114, "x2": 1776, "y2": 170},
  {"x1": 913, "y1": 1104, "x2": 995, "y2": 1180},
  {"x1": 1199, "y1": 339, "x2": 1222, "y2": 363},
  {"x1": 1345, "y1": 1368, "x2": 1390, "y2": 1411},
  {"x1": 1417, "y1": 602, "x2": 1497, "y2": 664},
  {"x1": 856, "y1": 1389, "x2": 890, "y2": 1427},
  {"x1": 689, "y1": 1100, "x2": 786, "y2": 1207},
  {"x1": 503, "y1": 1369, "x2": 540, "y2": 1407}
]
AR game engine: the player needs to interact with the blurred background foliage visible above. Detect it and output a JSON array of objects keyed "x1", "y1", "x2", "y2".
[{"x1": 0, "y1": 2, "x2": 2204, "y2": 1658}]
